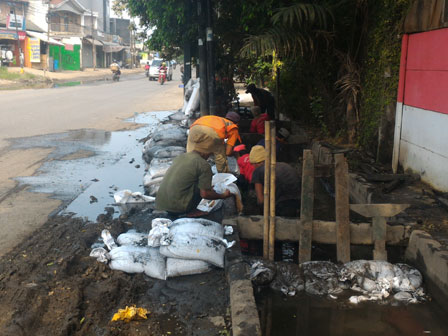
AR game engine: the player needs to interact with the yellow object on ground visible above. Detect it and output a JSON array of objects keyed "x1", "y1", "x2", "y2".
[{"x1": 111, "y1": 306, "x2": 148, "y2": 322}]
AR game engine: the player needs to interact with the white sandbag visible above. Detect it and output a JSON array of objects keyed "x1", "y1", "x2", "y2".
[
  {"x1": 152, "y1": 218, "x2": 173, "y2": 228},
  {"x1": 185, "y1": 83, "x2": 200, "y2": 116},
  {"x1": 148, "y1": 158, "x2": 173, "y2": 178},
  {"x1": 166, "y1": 258, "x2": 212, "y2": 277},
  {"x1": 114, "y1": 190, "x2": 155, "y2": 204},
  {"x1": 152, "y1": 124, "x2": 187, "y2": 143},
  {"x1": 170, "y1": 218, "x2": 224, "y2": 238},
  {"x1": 117, "y1": 230, "x2": 147, "y2": 246},
  {"x1": 148, "y1": 224, "x2": 170, "y2": 247},
  {"x1": 108, "y1": 245, "x2": 167, "y2": 280},
  {"x1": 143, "y1": 174, "x2": 164, "y2": 188},
  {"x1": 108, "y1": 245, "x2": 146, "y2": 273},
  {"x1": 159, "y1": 233, "x2": 226, "y2": 267},
  {"x1": 153, "y1": 146, "x2": 185, "y2": 159},
  {"x1": 142, "y1": 247, "x2": 168, "y2": 280}
]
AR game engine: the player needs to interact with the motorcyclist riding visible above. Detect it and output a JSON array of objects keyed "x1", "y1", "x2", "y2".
[
  {"x1": 144, "y1": 61, "x2": 150, "y2": 77},
  {"x1": 159, "y1": 62, "x2": 167, "y2": 85},
  {"x1": 110, "y1": 60, "x2": 121, "y2": 81}
]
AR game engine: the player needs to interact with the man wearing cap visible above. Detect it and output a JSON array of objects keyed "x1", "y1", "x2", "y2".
[
  {"x1": 249, "y1": 145, "x2": 301, "y2": 217},
  {"x1": 234, "y1": 144, "x2": 255, "y2": 183},
  {"x1": 187, "y1": 112, "x2": 242, "y2": 173},
  {"x1": 156, "y1": 146, "x2": 231, "y2": 216},
  {"x1": 246, "y1": 84, "x2": 276, "y2": 120}
]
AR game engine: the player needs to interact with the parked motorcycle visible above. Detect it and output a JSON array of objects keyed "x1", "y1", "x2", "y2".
[{"x1": 158, "y1": 68, "x2": 167, "y2": 85}]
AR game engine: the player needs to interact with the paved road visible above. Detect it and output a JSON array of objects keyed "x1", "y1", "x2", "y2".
[{"x1": 0, "y1": 70, "x2": 184, "y2": 256}]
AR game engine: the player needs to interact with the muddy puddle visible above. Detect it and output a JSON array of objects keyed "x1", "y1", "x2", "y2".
[{"x1": 13, "y1": 111, "x2": 173, "y2": 220}]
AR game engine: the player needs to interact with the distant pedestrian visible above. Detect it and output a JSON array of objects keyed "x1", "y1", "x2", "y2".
[{"x1": 246, "y1": 83, "x2": 276, "y2": 120}]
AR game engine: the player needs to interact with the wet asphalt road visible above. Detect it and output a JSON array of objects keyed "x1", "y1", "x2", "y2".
[
  {"x1": 0, "y1": 70, "x2": 183, "y2": 150},
  {"x1": 0, "y1": 70, "x2": 183, "y2": 256}
]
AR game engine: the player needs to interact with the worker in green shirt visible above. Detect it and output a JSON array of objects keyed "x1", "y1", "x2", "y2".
[{"x1": 156, "y1": 132, "x2": 232, "y2": 216}]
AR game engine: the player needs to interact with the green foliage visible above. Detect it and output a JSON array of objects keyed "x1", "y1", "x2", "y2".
[{"x1": 358, "y1": 0, "x2": 411, "y2": 149}]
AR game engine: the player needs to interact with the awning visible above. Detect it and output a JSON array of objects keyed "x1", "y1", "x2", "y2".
[
  {"x1": 84, "y1": 38, "x2": 102, "y2": 46},
  {"x1": 27, "y1": 31, "x2": 64, "y2": 46},
  {"x1": 102, "y1": 41, "x2": 125, "y2": 53}
]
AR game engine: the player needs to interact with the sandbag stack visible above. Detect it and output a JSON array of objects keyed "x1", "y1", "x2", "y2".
[
  {"x1": 90, "y1": 218, "x2": 233, "y2": 279},
  {"x1": 142, "y1": 122, "x2": 188, "y2": 195}
]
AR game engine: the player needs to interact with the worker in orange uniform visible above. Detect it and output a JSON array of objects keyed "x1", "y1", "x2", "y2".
[{"x1": 187, "y1": 112, "x2": 242, "y2": 173}]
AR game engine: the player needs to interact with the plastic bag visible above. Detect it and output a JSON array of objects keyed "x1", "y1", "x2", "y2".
[
  {"x1": 111, "y1": 306, "x2": 148, "y2": 322},
  {"x1": 102, "y1": 229, "x2": 118, "y2": 250}
]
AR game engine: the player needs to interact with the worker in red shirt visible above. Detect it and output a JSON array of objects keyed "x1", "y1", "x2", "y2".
[
  {"x1": 234, "y1": 144, "x2": 255, "y2": 183},
  {"x1": 249, "y1": 106, "x2": 269, "y2": 135}
]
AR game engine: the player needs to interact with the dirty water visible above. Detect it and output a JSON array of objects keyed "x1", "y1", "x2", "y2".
[
  {"x1": 13, "y1": 110, "x2": 173, "y2": 220},
  {"x1": 256, "y1": 289, "x2": 448, "y2": 336}
]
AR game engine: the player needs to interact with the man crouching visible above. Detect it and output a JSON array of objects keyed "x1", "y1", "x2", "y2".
[{"x1": 155, "y1": 133, "x2": 232, "y2": 217}]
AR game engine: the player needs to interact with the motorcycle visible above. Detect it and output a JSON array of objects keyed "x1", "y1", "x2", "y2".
[
  {"x1": 158, "y1": 68, "x2": 167, "y2": 85},
  {"x1": 112, "y1": 69, "x2": 121, "y2": 81}
]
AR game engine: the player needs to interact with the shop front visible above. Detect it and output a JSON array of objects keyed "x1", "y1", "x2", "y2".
[{"x1": 0, "y1": 30, "x2": 26, "y2": 67}]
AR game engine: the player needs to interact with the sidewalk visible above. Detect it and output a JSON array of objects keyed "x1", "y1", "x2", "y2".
[{"x1": 7, "y1": 66, "x2": 144, "y2": 83}]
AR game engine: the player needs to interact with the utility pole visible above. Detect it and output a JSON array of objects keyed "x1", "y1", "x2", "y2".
[
  {"x1": 45, "y1": 1, "x2": 51, "y2": 76},
  {"x1": 197, "y1": 0, "x2": 208, "y2": 116},
  {"x1": 206, "y1": 0, "x2": 215, "y2": 115},
  {"x1": 91, "y1": 0, "x2": 96, "y2": 70},
  {"x1": 183, "y1": 0, "x2": 192, "y2": 89},
  {"x1": 11, "y1": 4, "x2": 22, "y2": 72}
]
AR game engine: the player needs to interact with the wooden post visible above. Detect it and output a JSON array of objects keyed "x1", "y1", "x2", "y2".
[
  {"x1": 350, "y1": 204, "x2": 410, "y2": 261},
  {"x1": 263, "y1": 121, "x2": 271, "y2": 259},
  {"x1": 298, "y1": 150, "x2": 314, "y2": 263},
  {"x1": 372, "y1": 216, "x2": 387, "y2": 260},
  {"x1": 269, "y1": 121, "x2": 276, "y2": 261},
  {"x1": 335, "y1": 154, "x2": 350, "y2": 263}
]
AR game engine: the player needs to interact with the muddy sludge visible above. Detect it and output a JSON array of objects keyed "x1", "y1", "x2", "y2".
[{"x1": 0, "y1": 215, "x2": 230, "y2": 336}]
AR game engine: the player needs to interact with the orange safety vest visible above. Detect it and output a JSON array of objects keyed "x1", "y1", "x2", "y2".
[{"x1": 191, "y1": 116, "x2": 242, "y2": 143}]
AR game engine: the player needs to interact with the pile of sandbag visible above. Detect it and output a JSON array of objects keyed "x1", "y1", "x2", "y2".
[
  {"x1": 142, "y1": 122, "x2": 188, "y2": 195},
  {"x1": 90, "y1": 218, "x2": 234, "y2": 279},
  {"x1": 249, "y1": 259, "x2": 426, "y2": 304},
  {"x1": 142, "y1": 123, "x2": 187, "y2": 164}
]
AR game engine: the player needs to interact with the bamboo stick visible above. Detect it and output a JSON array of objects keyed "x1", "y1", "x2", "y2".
[
  {"x1": 268, "y1": 121, "x2": 276, "y2": 261},
  {"x1": 263, "y1": 120, "x2": 271, "y2": 259}
]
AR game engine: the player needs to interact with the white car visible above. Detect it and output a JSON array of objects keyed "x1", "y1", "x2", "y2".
[{"x1": 149, "y1": 59, "x2": 173, "y2": 81}]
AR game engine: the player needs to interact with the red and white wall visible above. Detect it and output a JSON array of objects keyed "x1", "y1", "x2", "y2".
[{"x1": 393, "y1": 29, "x2": 448, "y2": 191}]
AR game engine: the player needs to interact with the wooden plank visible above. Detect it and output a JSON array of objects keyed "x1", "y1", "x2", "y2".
[
  {"x1": 263, "y1": 121, "x2": 271, "y2": 259},
  {"x1": 298, "y1": 150, "x2": 314, "y2": 263},
  {"x1": 350, "y1": 204, "x2": 410, "y2": 217},
  {"x1": 235, "y1": 216, "x2": 410, "y2": 246},
  {"x1": 269, "y1": 121, "x2": 276, "y2": 261},
  {"x1": 372, "y1": 216, "x2": 387, "y2": 260},
  {"x1": 335, "y1": 154, "x2": 350, "y2": 263}
]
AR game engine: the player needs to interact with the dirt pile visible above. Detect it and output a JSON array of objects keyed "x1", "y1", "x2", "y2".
[{"x1": 0, "y1": 215, "x2": 230, "y2": 336}]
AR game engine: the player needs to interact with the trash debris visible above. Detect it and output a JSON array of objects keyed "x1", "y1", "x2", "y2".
[
  {"x1": 114, "y1": 190, "x2": 155, "y2": 204},
  {"x1": 224, "y1": 226, "x2": 233, "y2": 235},
  {"x1": 248, "y1": 259, "x2": 427, "y2": 304},
  {"x1": 111, "y1": 306, "x2": 148, "y2": 322}
]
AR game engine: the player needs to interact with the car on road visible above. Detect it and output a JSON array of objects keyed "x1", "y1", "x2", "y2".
[{"x1": 149, "y1": 59, "x2": 173, "y2": 81}]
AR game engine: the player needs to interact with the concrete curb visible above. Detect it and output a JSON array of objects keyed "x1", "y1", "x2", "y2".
[
  {"x1": 223, "y1": 218, "x2": 262, "y2": 336},
  {"x1": 405, "y1": 230, "x2": 448, "y2": 308}
]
